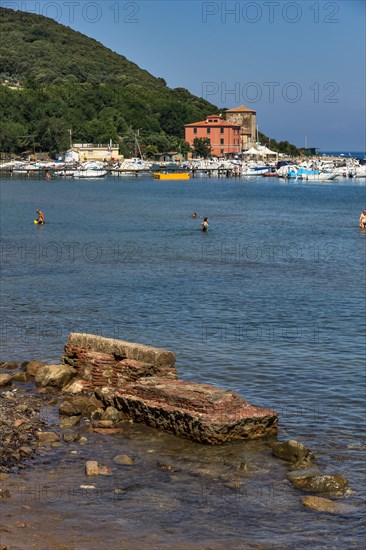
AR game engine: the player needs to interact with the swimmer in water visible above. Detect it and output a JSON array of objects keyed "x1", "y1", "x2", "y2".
[
  {"x1": 192, "y1": 212, "x2": 198, "y2": 218},
  {"x1": 36, "y1": 209, "x2": 45, "y2": 224},
  {"x1": 201, "y1": 217, "x2": 209, "y2": 232}
]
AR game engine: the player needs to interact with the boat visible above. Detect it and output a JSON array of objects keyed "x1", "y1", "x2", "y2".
[
  {"x1": 72, "y1": 169, "x2": 107, "y2": 178},
  {"x1": 276, "y1": 163, "x2": 338, "y2": 181},
  {"x1": 154, "y1": 172, "x2": 190, "y2": 180},
  {"x1": 55, "y1": 161, "x2": 107, "y2": 178}
]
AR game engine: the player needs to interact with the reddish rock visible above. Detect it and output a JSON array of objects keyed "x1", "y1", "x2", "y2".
[
  {"x1": 92, "y1": 427, "x2": 123, "y2": 435},
  {"x1": 98, "y1": 379, "x2": 278, "y2": 444},
  {"x1": 62, "y1": 335, "x2": 177, "y2": 391}
]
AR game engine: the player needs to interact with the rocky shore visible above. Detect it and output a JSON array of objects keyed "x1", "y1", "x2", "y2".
[{"x1": 0, "y1": 337, "x2": 353, "y2": 518}]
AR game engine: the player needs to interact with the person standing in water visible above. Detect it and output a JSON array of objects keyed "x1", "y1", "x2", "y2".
[
  {"x1": 359, "y1": 209, "x2": 366, "y2": 229},
  {"x1": 201, "y1": 217, "x2": 209, "y2": 232},
  {"x1": 36, "y1": 209, "x2": 45, "y2": 224}
]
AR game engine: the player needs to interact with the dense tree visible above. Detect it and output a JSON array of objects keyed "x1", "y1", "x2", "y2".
[{"x1": 193, "y1": 138, "x2": 212, "y2": 158}]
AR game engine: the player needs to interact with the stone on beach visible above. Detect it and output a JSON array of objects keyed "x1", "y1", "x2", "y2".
[
  {"x1": 26, "y1": 360, "x2": 47, "y2": 376},
  {"x1": 0, "y1": 361, "x2": 19, "y2": 370},
  {"x1": 35, "y1": 364, "x2": 76, "y2": 388},
  {"x1": 0, "y1": 374, "x2": 13, "y2": 387},
  {"x1": 58, "y1": 395, "x2": 100, "y2": 416}
]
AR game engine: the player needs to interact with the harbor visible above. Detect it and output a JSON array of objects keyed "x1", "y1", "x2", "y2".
[{"x1": 1, "y1": 154, "x2": 365, "y2": 180}]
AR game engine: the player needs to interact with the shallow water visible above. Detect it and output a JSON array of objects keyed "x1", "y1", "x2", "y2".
[{"x1": 0, "y1": 174, "x2": 365, "y2": 548}]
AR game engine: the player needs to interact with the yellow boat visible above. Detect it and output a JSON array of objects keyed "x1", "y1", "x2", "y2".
[{"x1": 154, "y1": 172, "x2": 190, "y2": 180}]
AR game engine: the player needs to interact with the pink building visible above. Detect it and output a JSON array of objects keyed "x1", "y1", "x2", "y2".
[{"x1": 184, "y1": 114, "x2": 241, "y2": 157}]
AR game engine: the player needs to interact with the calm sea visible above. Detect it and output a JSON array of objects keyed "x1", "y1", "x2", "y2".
[
  {"x1": 320, "y1": 151, "x2": 365, "y2": 160},
  {"x1": 0, "y1": 174, "x2": 365, "y2": 549}
]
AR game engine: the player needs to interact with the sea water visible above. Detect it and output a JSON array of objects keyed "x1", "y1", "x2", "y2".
[{"x1": 0, "y1": 174, "x2": 365, "y2": 549}]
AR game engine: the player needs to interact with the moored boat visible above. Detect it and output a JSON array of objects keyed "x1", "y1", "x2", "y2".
[{"x1": 154, "y1": 172, "x2": 190, "y2": 180}]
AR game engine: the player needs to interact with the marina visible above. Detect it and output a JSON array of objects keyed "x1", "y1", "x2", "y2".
[{"x1": 1, "y1": 154, "x2": 365, "y2": 180}]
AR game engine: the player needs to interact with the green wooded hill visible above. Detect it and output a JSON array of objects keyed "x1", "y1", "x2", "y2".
[{"x1": 0, "y1": 8, "x2": 299, "y2": 156}]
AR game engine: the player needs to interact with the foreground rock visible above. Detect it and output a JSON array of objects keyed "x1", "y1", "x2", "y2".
[
  {"x1": 271, "y1": 439, "x2": 315, "y2": 468},
  {"x1": 59, "y1": 333, "x2": 278, "y2": 444},
  {"x1": 289, "y1": 473, "x2": 349, "y2": 497},
  {"x1": 97, "y1": 378, "x2": 278, "y2": 444}
]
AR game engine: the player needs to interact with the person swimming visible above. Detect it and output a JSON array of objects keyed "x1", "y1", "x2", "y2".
[
  {"x1": 36, "y1": 209, "x2": 45, "y2": 224},
  {"x1": 201, "y1": 217, "x2": 209, "y2": 231},
  {"x1": 192, "y1": 212, "x2": 198, "y2": 218}
]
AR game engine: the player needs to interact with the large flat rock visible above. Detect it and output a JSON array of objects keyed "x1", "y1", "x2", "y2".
[{"x1": 97, "y1": 378, "x2": 278, "y2": 444}]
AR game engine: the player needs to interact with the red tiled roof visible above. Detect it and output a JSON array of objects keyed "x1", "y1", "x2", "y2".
[
  {"x1": 225, "y1": 105, "x2": 256, "y2": 113},
  {"x1": 185, "y1": 118, "x2": 241, "y2": 128}
]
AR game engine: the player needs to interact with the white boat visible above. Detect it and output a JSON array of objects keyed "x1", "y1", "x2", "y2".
[
  {"x1": 277, "y1": 164, "x2": 338, "y2": 181},
  {"x1": 72, "y1": 169, "x2": 107, "y2": 178},
  {"x1": 55, "y1": 161, "x2": 107, "y2": 178}
]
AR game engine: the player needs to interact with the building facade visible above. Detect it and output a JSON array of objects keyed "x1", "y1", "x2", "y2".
[
  {"x1": 225, "y1": 105, "x2": 257, "y2": 150},
  {"x1": 184, "y1": 115, "x2": 241, "y2": 157},
  {"x1": 72, "y1": 143, "x2": 122, "y2": 162}
]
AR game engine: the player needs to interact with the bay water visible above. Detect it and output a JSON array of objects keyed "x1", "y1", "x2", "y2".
[{"x1": 0, "y1": 174, "x2": 365, "y2": 549}]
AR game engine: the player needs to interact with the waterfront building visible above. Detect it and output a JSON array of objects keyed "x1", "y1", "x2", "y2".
[
  {"x1": 225, "y1": 105, "x2": 257, "y2": 150},
  {"x1": 71, "y1": 143, "x2": 122, "y2": 162},
  {"x1": 184, "y1": 115, "x2": 241, "y2": 157}
]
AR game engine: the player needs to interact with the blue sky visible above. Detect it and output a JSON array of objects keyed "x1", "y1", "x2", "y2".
[{"x1": 4, "y1": 0, "x2": 365, "y2": 150}]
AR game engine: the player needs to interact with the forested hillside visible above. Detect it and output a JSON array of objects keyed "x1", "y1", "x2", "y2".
[{"x1": 0, "y1": 8, "x2": 299, "y2": 156}]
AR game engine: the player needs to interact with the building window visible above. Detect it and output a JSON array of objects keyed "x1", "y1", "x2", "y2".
[
  {"x1": 220, "y1": 128, "x2": 224, "y2": 134},
  {"x1": 207, "y1": 128, "x2": 211, "y2": 134},
  {"x1": 208, "y1": 119, "x2": 212, "y2": 122},
  {"x1": 220, "y1": 138, "x2": 224, "y2": 145},
  {"x1": 193, "y1": 128, "x2": 197, "y2": 134},
  {"x1": 221, "y1": 149, "x2": 224, "y2": 154}
]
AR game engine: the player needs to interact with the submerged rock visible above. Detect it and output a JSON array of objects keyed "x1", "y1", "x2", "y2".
[
  {"x1": 60, "y1": 415, "x2": 81, "y2": 429},
  {"x1": 114, "y1": 454, "x2": 134, "y2": 465},
  {"x1": 35, "y1": 431, "x2": 60, "y2": 444},
  {"x1": 302, "y1": 495, "x2": 350, "y2": 514},
  {"x1": 289, "y1": 473, "x2": 349, "y2": 496},
  {"x1": 271, "y1": 439, "x2": 315, "y2": 468},
  {"x1": 85, "y1": 460, "x2": 99, "y2": 476}
]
